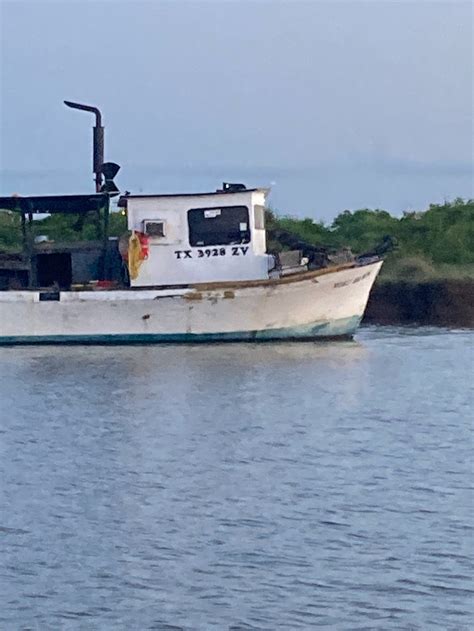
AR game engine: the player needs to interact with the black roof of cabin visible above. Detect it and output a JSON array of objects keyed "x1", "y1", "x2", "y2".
[
  {"x1": 120, "y1": 190, "x2": 262, "y2": 199},
  {"x1": 0, "y1": 194, "x2": 109, "y2": 214},
  {"x1": 117, "y1": 188, "x2": 267, "y2": 207}
]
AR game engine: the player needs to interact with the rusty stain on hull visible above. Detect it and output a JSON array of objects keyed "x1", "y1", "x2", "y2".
[{"x1": 184, "y1": 292, "x2": 203, "y2": 301}]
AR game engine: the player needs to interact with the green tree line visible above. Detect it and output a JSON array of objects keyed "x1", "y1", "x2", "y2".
[
  {"x1": 1, "y1": 198, "x2": 473, "y2": 273},
  {"x1": 266, "y1": 198, "x2": 474, "y2": 266}
]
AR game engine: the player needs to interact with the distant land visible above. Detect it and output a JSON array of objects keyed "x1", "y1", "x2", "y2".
[{"x1": 0, "y1": 159, "x2": 472, "y2": 220}]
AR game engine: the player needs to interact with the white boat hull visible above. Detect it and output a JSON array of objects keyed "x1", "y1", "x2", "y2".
[{"x1": 0, "y1": 261, "x2": 382, "y2": 344}]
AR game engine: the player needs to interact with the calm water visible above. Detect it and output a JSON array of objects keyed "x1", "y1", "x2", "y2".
[{"x1": 0, "y1": 327, "x2": 472, "y2": 630}]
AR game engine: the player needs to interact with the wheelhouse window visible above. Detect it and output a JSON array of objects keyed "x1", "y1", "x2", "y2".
[{"x1": 188, "y1": 206, "x2": 250, "y2": 247}]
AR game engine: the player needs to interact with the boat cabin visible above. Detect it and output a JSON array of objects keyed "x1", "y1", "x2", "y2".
[
  {"x1": 0, "y1": 185, "x2": 279, "y2": 290},
  {"x1": 119, "y1": 184, "x2": 272, "y2": 287}
]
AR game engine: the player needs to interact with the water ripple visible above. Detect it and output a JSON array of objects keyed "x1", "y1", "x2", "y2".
[{"x1": 0, "y1": 327, "x2": 472, "y2": 629}]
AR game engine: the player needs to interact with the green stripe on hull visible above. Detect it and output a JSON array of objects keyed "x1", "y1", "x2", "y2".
[{"x1": 0, "y1": 316, "x2": 362, "y2": 345}]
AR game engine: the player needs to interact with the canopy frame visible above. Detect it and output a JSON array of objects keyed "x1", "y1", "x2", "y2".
[{"x1": 0, "y1": 194, "x2": 110, "y2": 286}]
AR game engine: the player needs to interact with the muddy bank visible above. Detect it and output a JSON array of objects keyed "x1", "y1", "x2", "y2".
[{"x1": 364, "y1": 280, "x2": 474, "y2": 328}]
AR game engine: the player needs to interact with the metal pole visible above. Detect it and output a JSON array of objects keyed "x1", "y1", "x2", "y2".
[
  {"x1": 64, "y1": 101, "x2": 104, "y2": 192},
  {"x1": 101, "y1": 197, "x2": 110, "y2": 280},
  {"x1": 26, "y1": 202, "x2": 36, "y2": 287}
]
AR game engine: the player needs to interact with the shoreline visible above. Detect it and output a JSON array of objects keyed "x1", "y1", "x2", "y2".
[{"x1": 364, "y1": 279, "x2": 474, "y2": 328}]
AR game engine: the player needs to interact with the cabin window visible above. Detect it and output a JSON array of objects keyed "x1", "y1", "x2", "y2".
[
  {"x1": 188, "y1": 206, "x2": 251, "y2": 247},
  {"x1": 254, "y1": 205, "x2": 266, "y2": 230},
  {"x1": 143, "y1": 220, "x2": 166, "y2": 237}
]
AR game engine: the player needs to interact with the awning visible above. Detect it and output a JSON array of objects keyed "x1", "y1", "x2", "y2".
[{"x1": 0, "y1": 194, "x2": 109, "y2": 214}]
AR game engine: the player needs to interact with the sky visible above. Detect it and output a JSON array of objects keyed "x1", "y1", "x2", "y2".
[{"x1": 0, "y1": 0, "x2": 472, "y2": 219}]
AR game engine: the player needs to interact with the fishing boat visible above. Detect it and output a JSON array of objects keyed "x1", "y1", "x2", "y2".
[{"x1": 0, "y1": 104, "x2": 383, "y2": 345}]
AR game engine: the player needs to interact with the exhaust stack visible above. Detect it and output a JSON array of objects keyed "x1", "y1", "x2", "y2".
[{"x1": 64, "y1": 100, "x2": 104, "y2": 192}]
